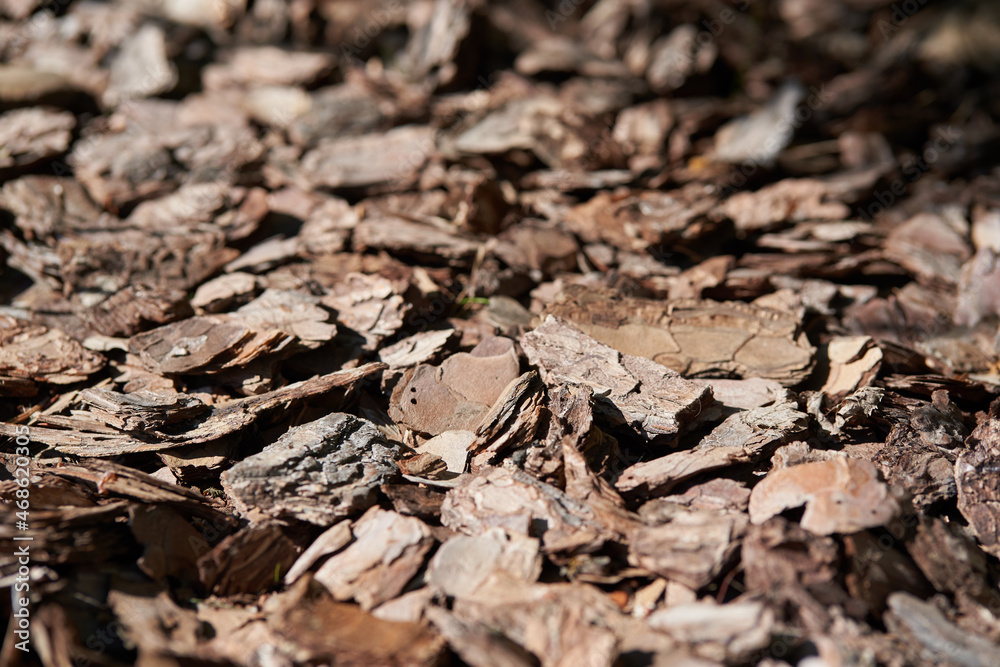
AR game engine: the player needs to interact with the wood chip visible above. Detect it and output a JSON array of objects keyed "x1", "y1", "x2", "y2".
[
  {"x1": 313, "y1": 508, "x2": 434, "y2": 610},
  {"x1": 301, "y1": 125, "x2": 435, "y2": 190},
  {"x1": 222, "y1": 412, "x2": 401, "y2": 525},
  {"x1": 749, "y1": 457, "x2": 901, "y2": 536},
  {"x1": 0, "y1": 363, "x2": 385, "y2": 456},
  {"x1": 616, "y1": 397, "x2": 808, "y2": 496},
  {"x1": 543, "y1": 286, "x2": 816, "y2": 386},
  {"x1": 0, "y1": 316, "x2": 105, "y2": 385},
  {"x1": 522, "y1": 315, "x2": 713, "y2": 444},
  {"x1": 0, "y1": 108, "x2": 74, "y2": 168},
  {"x1": 389, "y1": 336, "x2": 521, "y2": 436},
  {"x1": 956, "y1": 399, "x2": 1000, "y2": 556}
]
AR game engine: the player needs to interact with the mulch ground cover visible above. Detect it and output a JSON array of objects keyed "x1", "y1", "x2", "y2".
[{"x1": 4, "y1": 1, "x2": 1000, "y2": 665}]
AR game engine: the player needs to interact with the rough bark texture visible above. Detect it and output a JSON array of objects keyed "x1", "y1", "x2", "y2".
[{"x1": 222, "y1": 413, "x2": 402, "y2": 525}]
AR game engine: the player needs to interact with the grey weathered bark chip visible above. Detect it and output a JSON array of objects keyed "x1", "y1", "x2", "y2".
[{"x1": 221, "y1": 412, "x2": 401, "y2": 525}]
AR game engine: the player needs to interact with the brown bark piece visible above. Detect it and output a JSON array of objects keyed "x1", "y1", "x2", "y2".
[
  {"x1": 399, "y1": 0, "x2": 475, "y2": 85},
  {"x1": 0, "y1": 108, "x2": 74, "y2": 168},
  {"x1": 267, "y1": 578, "x2": 446, "y2": 667},
  {"x1": 284, "y1": 520, "x2": 353, "y2": 585},
  {"x1": 107, "y1": 582, "x2": 213, "y2": 662},
  {"x1": 0, "y1": 363, "x2": 386, "y2": 456},
  {"x1": 556, "y1": 388, "x2": 636, "y2": 535},
  {"x1": 301, "y1": 125, "x2": 435, "y2": 190},
  {"x1": 313, "y1": 507, "x2": 434, "y2": 611},
  {"x1": 955, "y1": 248, "x2": 1000, "y2": 326},
  {"x1": 646, "y1": 600, "x2": 773, "y2": 663},
  {"x1": 129, "y1": 288, "x2": 336, "y2": 389},
  {"x1": 613, "y1": 99, "x2": 675, "y2": 158},
  {"x1": 441, "y1": 467, "x2": 611, "y2": 553},
  {"x1": 223, "y1": 235, "x2": 299, "y2": 274},
  {"x1": 353, "y1": 213, "x2": 481, "y2": 266},
  {"x1": 57, "y1": 228, "x2": 238, "y2": 295},
  {"x1": 845, "y1": 529, "x2": 934, "y2": 615},
  {"x1": 0, "y1": 375, "x2": 37, "y2": 397},
  {"x1": 741, "y1": 516, "x2": 842, "y2": 603},
  {"x1": 907, "y1": 517, "x2": 997, "y2": 608},
  {"x1": 0, "y1": 316, "x2": 104, "y2": 385},
  {"x1": 83, "y1": 284, "x2": 192, "y2": 337},
  {"x1": 286, "y1": 81, "x2": 392, "y2": 147},
  {"x1": 129, "y1": 314, "x2": 257, "y2": 375},
  {"x1": 820, "y1": 335, "x2": 882, "y2": 397},
  {"x1": 203, "y1": 46, "x2": 333, "y2": 90},
  {"x1": 234, "y1": 288, "x2": 337, "y2": 349},
  {"x1": 629, "y1": 509, "x2": 748, "y2": 590},
  {"x1": 37, "y1": 458, "x2": 232, "y2": 526},
  {"x1": 469, "y1": 371, "x2": 547, "y2": 470},
  {"x1": 647, "y1": 25, "x2": 714, "y2": 92},
  {"x1": 102, "y1": 24, "x2": 177, "y2": 107},
  {"x1": 655, "y1": 478, "x2": 751, "y2": 514},
  {"x1": 389, "y1": 336, "x2": 521, "y2": 436},
  {"x1": 0, "y1": 499, "x2": 133, "y2": 574},
  {"x1": 79, "y1": 387, "x2": 208, "y2": 432},
  {"x1": 522, "y1": 316, "x2": 713, "y2": 444},
  {"x1": 884, "y1": 212, "x2": 972, "y2": 286},
  {"x1": 749, "y1": 457, "x2": 900, "y2": 536},
  {"x1": 413, "y1": 430, "x2": 474, "y2": 475},
  {"x1": 124, "y1": 182, "x2": 263, "y2": 239},
  {"x1": 447, "y1": 574, "x2": 624, "y2": 667},
  {"x1": 956, "y1": 399, "x2": 1000, "y2": 556},
  {"x1": 688, "y1": 377, "x2": 784, "y2": 410},
  {"x1": 70, "y1": 101, "x2": 262, "y2": 210},
  {"x1": 425, "y1": 606, "x2": 541, "y2": 667},
  {"x1": 197, "y1": 521, "x2": 299, "y2": 596},
  {"x1": 321, "y1": 272, "x2": 410, "y2": 351},
  {"x1": 564, "y1": 187, "x2": 716, "y2": 253},
  {"x1": 378, "y1": 328, "x2": 457, "y2": 376},
  {"x1": 716, "y1": 171, "x2": 881, "y2": 232},
  {"x1": 448, "y1": 97, "x2": 567, "y2": 164},
  {"x1": 0, "y1": 175, "x2": 104, "y2": 241},
  {"x1": 886, "y1": 592, "x2": 1000, "y2": 667},
  {"x1": 0, "y1": 65, "x2": 75, "y2": 104},
  {"x1": 292, "y1": 193, "x2": 359, "y2": 257},
  {"x1": 190, "y1": 272, "x2": 258, "y2": 313},
  {"x1": 222, "y1": 412, "x2": 401, "y2": 526},
  {"x1": 875, "y1": 421, "x2": 963, "y2": 510},
  {"x1": 427, "y1": 528, "x2": 542, "y2": 599},
  {"x1": 128, "y1": 504, "x2": 205, "y2": 582},
  {"x1": 543, "y1": 286, "x2": 815, "y2": 386},
  {"x1": 492, "y1": 222, "x2": 579, "y2": 275},
  {"x1": 710, "y1": 81, "x2": 803, "y2": 166},
  {"x1": 616, "y1": 397, "x2": 808, "y2": 496}
]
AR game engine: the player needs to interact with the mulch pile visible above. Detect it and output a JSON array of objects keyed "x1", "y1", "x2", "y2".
[{"x1": 3, "y1": 0, "x2": 1000, "y2": 665}]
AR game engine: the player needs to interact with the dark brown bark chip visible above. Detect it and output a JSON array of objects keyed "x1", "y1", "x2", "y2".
[{"x1": 956, "y1": 400, "x2": 1000, "y2": 557}]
